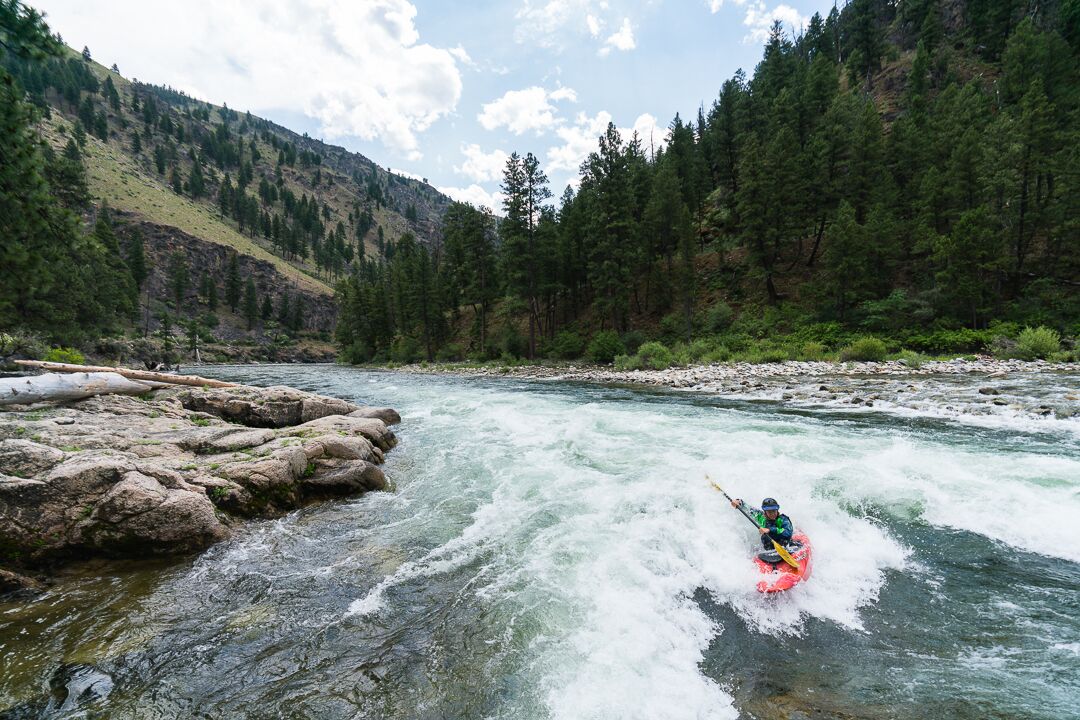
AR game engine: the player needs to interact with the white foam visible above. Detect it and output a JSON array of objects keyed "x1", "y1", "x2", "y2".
[{"x1": 344, "y1": 385, "x2": 926, "y2": 719}]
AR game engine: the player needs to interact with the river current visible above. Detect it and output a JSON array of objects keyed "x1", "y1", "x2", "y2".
[{"x1": 2, "y1": 365, "x2": 1078, "y2": 719}]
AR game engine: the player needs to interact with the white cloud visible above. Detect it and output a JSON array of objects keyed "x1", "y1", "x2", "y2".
[
  {"x1": 455, "y1": 143, "x2": 510, "y2": 183},
  {"x1": 477, "y1": 86, "x2": 577, "y2": 135},
  {"x1": 448, "y1": 45, "x2": 475, "y2": 67},
  {"x1": 742, "y1": 2, "x2": 809, "y2": 43},
  {"x1": 598, "y1": 17, "x2": 635, "y2": 56},
  {"x1": 546, "y1": 110, "x2": 612, "y2": 173},
  {"x1": 437, "y1": 183, "x2": 506, "y2": 211},
  {"x1": 707, "y1": 0, "x2": 749, "y2": 11},
  {"x1": 389, "y1": 167, "x2": 426, "y2": 182},
  {"x1": 586, "y1": 13, "x2": 602, "y2": 37},
  {"x1": 515, "y1": 0, "x2": 639, "y2": 54},
  {"x1": 39, "y1": 0, "x2": 463, "y2": 160},
  {"x1": 546, "y1": 110, "x2": 667, "y2": 174}
]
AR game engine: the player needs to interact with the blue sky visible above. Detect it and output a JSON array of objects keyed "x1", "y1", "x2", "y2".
[{"x1": 39, "y1": 0, "x2": 837, "y2": 208}]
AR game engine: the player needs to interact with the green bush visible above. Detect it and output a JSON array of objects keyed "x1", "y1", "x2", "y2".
[
  {"x1": 756, "y1": 348, "x2": 790, "y2": 363},
  {"x1": 621, "y1": 330, "x2": 646, "y2": 355},
  {"x1": 436, "y1": 342, "x2": 464, "y2": 362},
  {"x1": 390, "y1": 335, "x2": 422, "y2": 364},
  {"x1": 702, "y1": 346, "x2": 731, "y2": 363},
  {"x1": 687, "y1": 338, "x2": 715, "y2": 362},
  {"x1": 659, "y1": 312, "x2": 688, "y2": 341},
  {"x1": 896, "y1": 349, "x2": 930, "y2": 369},
  {"x1": 614, "y1": 353, "x2": 643, "y2": 371},
  {"x1": 550, "y1": 330, "x2": 587, "y2": 359},
  {"x1": 340, "y1": 340, "x2": 372, "y2": 364},
  {"x1": 43, "y1": 347, "x2": 85, "y2": 364},
  {"x1": 704, "y1": 301, "x2": 734, "y2": 333},
  {"x1": 898, "y1": 328, "x2": 992, "y2": 354},
  {"x1": 636, "y1": 341, "x2": 675, "y2": 370},
  {"x1": 839, "y1": 337, "x2": 888, "y2": 362},
  {"x1": 799, "y1": 341, "x2": 829, "y2": 361},
  {"x1": 1015, "y1": 326, "x2": 1060, "y2": 360},
  {"x1": 587, "y1": 330, "x2": 625, "y2": 364}
]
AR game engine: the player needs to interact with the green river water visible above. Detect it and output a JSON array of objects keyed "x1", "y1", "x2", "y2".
[{"x1": 2, "y1": 365, "x2": 1078, "y2": 719}]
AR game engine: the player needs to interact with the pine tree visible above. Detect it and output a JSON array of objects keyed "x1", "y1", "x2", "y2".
[
  {"x1": 188, "y1": 160, "x2": 205, "y2": 198},
  {"x1": 125, "y1": 228, "x2": 147, "y2": 291},
  {"x1": 261, "y1": 293, "x2": 273, "y2": 320},
  {"x1": 167, "y1": 250, "x2": 189, "y2": 311},
  {"x1": 243, "y1": 277, "x2": 258, "y2": 330},
  {"x1": 225, "y1": 253, "x2": 241, "y2": 311}
]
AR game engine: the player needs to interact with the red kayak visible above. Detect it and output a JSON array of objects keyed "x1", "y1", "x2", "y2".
[{"x1": 753, "y1": 531, "x2": 813, "y2": 593}]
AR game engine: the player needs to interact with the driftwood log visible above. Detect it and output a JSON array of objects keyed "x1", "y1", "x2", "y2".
[
  {"x1": 13, "y1": 360, "x2": 236, "y2": 388},
  {"x1": 0, "y1": 372, "x2": 156, "y2": 406}
]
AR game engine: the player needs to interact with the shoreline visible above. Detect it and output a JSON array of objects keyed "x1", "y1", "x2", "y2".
[{"x1": 0, "y1": 381, "x2": 400, "y2": 596}]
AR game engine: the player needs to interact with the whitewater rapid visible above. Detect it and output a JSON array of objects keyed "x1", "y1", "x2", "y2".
[{"x1": 4, "y1": 366, "x2": 1077, "y2": 720}]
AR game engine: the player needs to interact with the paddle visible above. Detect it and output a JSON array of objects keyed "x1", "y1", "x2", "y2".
[{"x1": 707, "y1": 475, "x2": 800, "y2": 570}]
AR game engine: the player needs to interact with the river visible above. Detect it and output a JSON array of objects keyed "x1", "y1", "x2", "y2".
[{"x1": 2, "y1": 365, "x2": 1078, "y2": 719}]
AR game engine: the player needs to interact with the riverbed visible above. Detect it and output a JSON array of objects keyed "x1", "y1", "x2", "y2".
[{"x1": 2, "y1": 365, "x2": 1078, "y2": 719}]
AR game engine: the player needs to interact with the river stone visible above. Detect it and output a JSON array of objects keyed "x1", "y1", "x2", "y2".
[
  {"x1": 0, "y1": 380, "x2": 398, "y2": 572},
  {"x1": 161, "y1": 385, "x2": 360, "y2": 428},
  {"x1": 0, "y1": 439, "x2": 66, "y2": 478},
  {"x1": 349, "y1": 407, "x2": 402, "y2": 425},
  {"x1": 0, "y1": 567, "x2": 45, "y2": 597},
  {"x1": 978, "y1": 387, "x2": 1001, "y2": 395}
]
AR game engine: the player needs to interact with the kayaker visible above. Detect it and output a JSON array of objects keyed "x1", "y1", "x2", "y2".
[{"x1": 730, "y1": 497, "x2": 794, "y2": 550}]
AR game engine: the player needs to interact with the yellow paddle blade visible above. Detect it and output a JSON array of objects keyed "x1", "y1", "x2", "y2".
[{"x1": 772, "y1": 538, "x2": 800, "y2": 570}]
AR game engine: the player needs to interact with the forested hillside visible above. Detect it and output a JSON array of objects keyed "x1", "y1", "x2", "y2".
[
  {"x1": 0, "y1": 0, "x2": 451, "y2": 364},
  {"x1": 337, "y1": 0, "x2": 1079, "y2": 366}
]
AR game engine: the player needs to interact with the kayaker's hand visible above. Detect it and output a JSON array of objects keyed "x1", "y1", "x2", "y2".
[
  {"x1": 758, "y1": 527, "x2": 769, "y2": 535},
  {"x1": 731, "y1": 499, "x2": 742, "y2": 508}
]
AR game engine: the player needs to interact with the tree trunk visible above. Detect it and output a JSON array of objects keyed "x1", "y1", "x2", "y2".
[
  {"x1": 12, "y1": 361, "x2": 237, "y2": 388},
  {"x1": 0, "y1": 372, "x2": 155, "y2": 406}
]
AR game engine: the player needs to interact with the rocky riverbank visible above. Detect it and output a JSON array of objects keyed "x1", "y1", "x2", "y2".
[
  {"x1": 401, "y1": 356, "x2": 1080, "y2": 425},
  {"x1": 0, "y1": 382, "x2": 399, "y2": 595}
]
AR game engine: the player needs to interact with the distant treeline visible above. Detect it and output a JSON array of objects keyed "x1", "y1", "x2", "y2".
[{"x1": 337, "y1": 0, "x2": 1079, "y2": 363}]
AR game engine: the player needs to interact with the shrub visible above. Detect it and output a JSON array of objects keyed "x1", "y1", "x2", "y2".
[
  {"x1": 704, "y1": 301, "x2": 734, "y2": 333},
  {"x1": 839, "y1": 337, "x2": 887, "y2": 362},
  {"x1": 621, "y1": 330, "x2": 646, "y2": 355},
  {"x1": 687, "y1": 338, "x2": 715, "y2": 362},
  {"x1": 702, "y1": 346, "x2": 731, "y2": 363},
  {"x1": 896, "y1": 349, "x2": 930, "y2": 369},
  {"x1": 1015, "y1": 326, "x2": 1060, "y2": 360},
  {"x1": 436, "y1": 342, "x2": 464, "y2": 362},
  {"x1": 550, "y1": 330, "x2": 587, "y2": 359},
  {"x1": 659, "y1": 312, "x2": 687, "y2": 341},
  {"x1": 389, "y1": 335, "x2": 422, "y2": 364},
  {"x1": 340, "y1": 339, "x2": 372, "y2": 364},
  {"x1": 43, "y1": 347, "x2": 85, "y2": 365},
  {"x1": 799, "y1": 341, "x2": 829, "y2": 361},
  {"x1": 989, "y1": 335, "x2": 1019, "y2": 359},
  {"x1": 636, "y1": 341, "x2": 675, "y2": 370},
  {"x1": 614, "y1": 353, "x2": 643, "y2": 371},
  {"x1": 587, "y1": 330, "x2": 625, "y2": 364},
  {"x1": 756, "y1": 348, "x2": 790, "y2": 363}
]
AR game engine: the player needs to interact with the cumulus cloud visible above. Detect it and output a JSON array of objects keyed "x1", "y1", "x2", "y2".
[
  {"x1": 437, "y1": 183, "x2": 506, "y2": 211},
  {"x1": 515, "y1": 0, "x2": 640, "y2": 55},
  {"x1": 742, "y1": 2, "x2": 809, "y2": 43},
  {"x1": 546, "y1": 110, "x2": 667, "y2": 174},
  {"x1": 707, "y1": 0, "x2": 749, "y2": 11},
  {"x1": 598, "y1": 17, "x2": 635, "y2": 56},
  {"x1": 455, "y1": 143, "x2": 510, "y2": 183},
  {"x1": 477, "y1": 86, "x2": 577, "y2": 135},
  {"x1": 40, "y1": 0, "x2": 463, "y2": 160}
]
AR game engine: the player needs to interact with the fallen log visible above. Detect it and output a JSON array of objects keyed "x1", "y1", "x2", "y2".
[
  {"x1": 0, "y1": 372, "x2": 155, "y2": 406},
  {"x1": 12, "y1": 360, "x2": 236, "y2": 388}
]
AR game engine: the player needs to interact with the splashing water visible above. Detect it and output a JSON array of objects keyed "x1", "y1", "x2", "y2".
[{"x1": 2, "y1": 366, "x2": 1077, "y2": 720}]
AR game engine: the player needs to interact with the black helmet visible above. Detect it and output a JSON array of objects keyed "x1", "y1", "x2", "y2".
[{"x1": 761, "y1": 498, "x2": 780, "y2": 511}]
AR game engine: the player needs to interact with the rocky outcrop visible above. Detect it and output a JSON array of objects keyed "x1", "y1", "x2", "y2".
[{"x1": 0, "y1": 383, "x2": 399, "y2": 571}]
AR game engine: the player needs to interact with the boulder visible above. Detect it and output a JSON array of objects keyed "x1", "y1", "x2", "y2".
[{"x1": 0, "y1": 381, "x2": 398, "y2": 571}]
